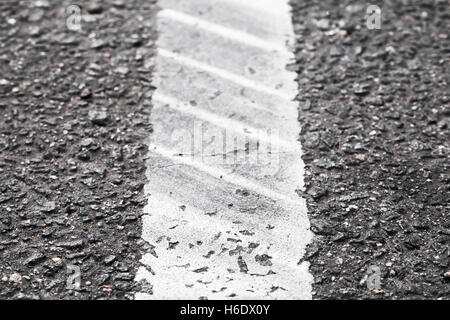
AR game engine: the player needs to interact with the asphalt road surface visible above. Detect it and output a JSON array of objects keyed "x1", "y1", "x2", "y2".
[{"x1": 0, "y1": 0, "x2": 448, "y2": 300}]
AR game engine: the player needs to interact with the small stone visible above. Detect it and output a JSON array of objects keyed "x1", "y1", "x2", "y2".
[
  {"x1": 9, "y1": 273, "x2": 22, "y2": 283},
  {"x1": 90, "y1": 39, "x2": 106, "y2": 49},
  {"x1": 25, "y1": 252, "x2": 45, "y2": 265},
  {"x1": 80, "y1": 88, "x2": 92, "y2": 99},
  {"x1": 28, "y1": 9, "x2": 45, "y2": 22},
  {"x1": 104, "y1": 255, "x2": 116, "y2": 265},
  {"x1": 101, "y1": 285, "x2": 113, "y2": 293},
  {"x1": 13, "y1": 293, "x2": 40, "y2": 300},
  {"x1": 114, "y1": 272, "x2": 133, "y2": 281},
  {"x1": 315, "y1": 19, "x2": 330, "y2": 30},
  {"x1": 310, "y1": 219, "x2": 333, "y2": 235},
  {"x1": 56, "y1": 35, "x2": 79, "y2": 46},
  {"x1": 364, "y1": 96, "x2": 384, "y2": 106},
  {"x1": 88, "y1": 110, "x2": 110, "y2": 126},
  {"x1": 80, "y1": 138, "x2": 94, "y2": 147},
  {"x1": 300, "y1": 99, "x2": 311, "y2": 111},
  {"x1": 407, "y1": 58, "x2": 423, "y2": 71},
  {"x1": 87, "y1": 2, "x2": 103, "y2": 14},
  {"x1": 125, "y1": 34, "x2": 143, "y2": 47},
  {"x1": 113, "y1": 0, "x2": 126, "y2": 8},
  {"x1": 330, "y1": 46, "x2": 344, "y2": 57},
  {"x1": 303, "y1": 132, "x2": 320, "y2": 149},
  {"x1": 308, "y1": 187, "x2": 328, "y2": 200},
  {"x1": 55, "y1": 239, "x2": 84, "y2": 249},
  {"x1": 0, "y1": 79, "x2": 12, "y2": 86},
  {"x1": 34, "y1": 0, "x2": 50, "y2": 8},
  {"x1": 97, "y1": 274, "x2": 110, "y2": 285},
  {"x1": 114, "y1": 67, "x2": 129, "y2": 75},
  {"x1": 353, "y1": 83, "x2": 371, "y2": 95},
  {"x1": 40, "y1": 201, "x2": 56, "y2": 213},
  {"x1": 28, "y1": 26, "x2": 41, "y2": 36}
]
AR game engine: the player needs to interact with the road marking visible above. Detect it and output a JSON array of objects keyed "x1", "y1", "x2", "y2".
[
  {"x1": 153, "y1": 92, "x2": 296, "y2": 150},
  {"x1": 158, "y1": 48, "x2": 293, "y2": 100},
  {"x1": 148, "y1": 143, "x2": 302, "y2": 204},
  {"x1": 224, "y1": 0, "x2": 288, "y2": 15},
  {"x1": 159, "y1": 9, "x2": 289, "y2": 54},
  {"x1": 135, "y1": 0, "x2": 313, "y2": 299}
]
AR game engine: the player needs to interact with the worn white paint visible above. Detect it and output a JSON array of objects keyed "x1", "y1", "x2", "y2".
[
  {"x1": 135, "y1": 0, "x2": 313, "y2": 300},
  {"x1": 157, "y1": 49, "x2": 293, "y2": 100},
  {"x1": 158, "y1": 9, "x2": 289, "y2": 54}
]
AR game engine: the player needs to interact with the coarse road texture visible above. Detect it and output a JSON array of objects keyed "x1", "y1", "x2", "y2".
[
  {"x1": 0, "y1": 0, "x2": 448, "y2": 301},
  {"x1": 0, "y1": 0, "x2": 157, "y2": 299},
  {"x1": 291, "y1": 0, "x2": 449, "y2": 299},
  {"x1": 134, "y1": 0, "x2": 313, "y2": 299}
]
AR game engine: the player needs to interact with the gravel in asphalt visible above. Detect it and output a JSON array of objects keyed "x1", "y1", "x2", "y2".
[
  {"x1": 0, "y1": 0, "x2": 156, "y2": 299},
  {"x1": 291, "y1": 0, "x2": 449, "y2": 299}
]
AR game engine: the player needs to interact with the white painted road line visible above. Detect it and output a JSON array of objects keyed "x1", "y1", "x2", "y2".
[
  {"x1": 148, "y1": 143, "x2": 303, "y2": 204},
  {"x1": 135, "y1": 0, "x2": 313, "y2": 299},
  {"x1": 158, "y1": 9, "x2": 289, "y2": 54},
  {"x1": 158, "y1": 48, "x2": 293, "y2": 100},
  {"x1": 160, "y1": 0, "x2": 295, "y2": 47},
  {"x1": 153, "y1": 92, "x2": 296, "y2": 150}
]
